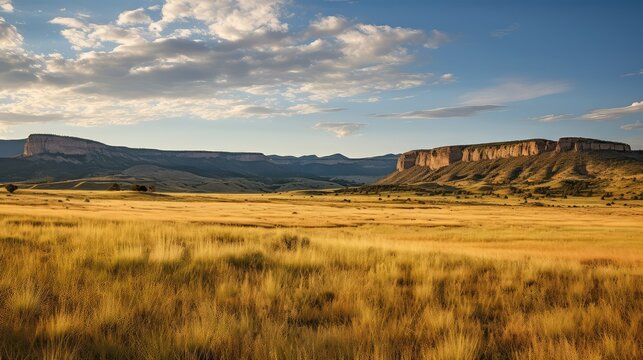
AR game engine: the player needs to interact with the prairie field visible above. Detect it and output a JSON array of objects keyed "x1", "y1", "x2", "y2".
[{"x1": 0, "y1": 190, "x2": 641, "y2": 359}]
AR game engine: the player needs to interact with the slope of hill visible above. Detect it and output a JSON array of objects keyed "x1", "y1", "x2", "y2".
[
  {"x1": 0, "y1": 134, "x2": 397, "y2": 192},
  {"x1": 0, "y1": 139, "x2": 25, "y2": 158},
  {"x1": 378, "y1": 138, "x2": 643, "y2": 195}
]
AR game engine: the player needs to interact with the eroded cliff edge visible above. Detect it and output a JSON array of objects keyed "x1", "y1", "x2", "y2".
[{"x1": 397, "y1": 138, "x2": 631, "y2": 172}]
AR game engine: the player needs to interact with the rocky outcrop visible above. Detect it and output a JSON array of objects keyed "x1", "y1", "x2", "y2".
[
  {"x1": 397, "y1": 137, "x2": 631, "y2": 172},
  {"x1": 461, "y1": 139, "x2": 557, "y2": 162},
  {"x1": 556, "y1": 137, "x2": 631, "y2": 152},
  {"x1": 24, "y1": 134, "x2": 110, "y2": 157},
  {"x1": 397, "y1": 146, "x2": 463, "y2": 172}
]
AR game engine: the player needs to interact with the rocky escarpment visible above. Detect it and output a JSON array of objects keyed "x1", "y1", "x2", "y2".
[
  {"x1": 22, "y1": 134, "x2": 267, "y2": 162},
  {"x1": 24, "y1": 134, "x2": 112, "y2": 157},
  {"x1": 397, "y1": 138, "x2": 631, "y2": 172}
]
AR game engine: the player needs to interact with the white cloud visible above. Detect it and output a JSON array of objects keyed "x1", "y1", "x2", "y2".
[
  {"x1": 50, "y1": 17, "x2": 86, "y2": 29},
  {"x1": 314, "y1": 122, "x2": 366, "y2": 137},
  {"x1": 531, "y1": 114, "x2": 573, "y2": 122},
  {"x1": 0, "y1": 0, "x2": 13, "y2": 13},
  {"x1": 622, "y1": 69, "x2": 642, "y2": 77},
  {"x1": 336, "y1": 24, "x2": 443, "y2": 65},
  {"x1": 349, "y1": 97, "x2": 380, "y2": 103},
  {"x1": 309, "y1": 16, "x2": 348, "y2": 36},
  {"x1": 150, "y1": 0, "x2": 288, "y2": 41},
  {"x1": 50, "y1": 17, "x2": 151, "y2": 50},
  {"x1": 460, "y1": 79, "x2": 569, "y2": 105},
  {"x1": 621, "y1": 121, "x2": 643, "y2": 131},
  {"x1": 117, "y1": 8, "x2": 152, "y2": 26},
  {"x1": 0, "y1": 16, "x2": 21, "y2": 47},
  {"x1": 581, "y1": 101, "x2": 643, "y2": 121},
  {"x1": 375, "y1": 105, "x2": 504, "y2": 119},
  {"x1": 439, "y1": 73, "x2": 455, "y2": 83},
  {"x1": 424, "y1": 29, "x2": 450, "y2": 49},
  {"x1": 287, "y1": 104, "x2": 346, "y2": 114}
]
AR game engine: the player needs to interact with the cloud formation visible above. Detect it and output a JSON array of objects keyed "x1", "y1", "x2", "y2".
[
  {"x1": 375, "y1": 105, "x2": 504, "y2": 119},
  {"x1": 581, "y1": 101, "x2": 643, "y2": 121},
  {"x1": 0, "y1": 17, "x2": 21, "y2": 47},
  {"x1": 0, "y1": 0, "x2": 12, "y2": 13},
  {"x1": 150, "y1": 0, "x2": 288, "y2": 41},
  {"x1": 117, "y1": 8, "x2": 153, "y2": 26},
  {"x1": 460, "y1": 79, "x2": 569, "y2": 105},
  {"x1": 373, "y1": 79, "x2": 565, "y2": 120},
  {"x1": 531, "y1": 114, "x2": 573, "y2": 122},
  {"x1": 0, "y1": 0, "x2": 450, "y2": 130},
  {"x1": 621, "y1": 121, "x2": 643, "y2": 131},
  {"x1": 622, "y1": 69, "x2": 642, "y2": 77},
  {"x1": 314, "y1": 122, "x2": 366, "y2": 137}
]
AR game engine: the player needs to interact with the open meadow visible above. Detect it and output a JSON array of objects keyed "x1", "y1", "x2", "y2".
[{"x1": 0, "y1": 190, "x2": 641, "y2": 359}]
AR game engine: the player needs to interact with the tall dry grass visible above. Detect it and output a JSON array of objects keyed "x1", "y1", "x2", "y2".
[{"x1": 0, "y1": 213, "x2": 641, "y2": 359}]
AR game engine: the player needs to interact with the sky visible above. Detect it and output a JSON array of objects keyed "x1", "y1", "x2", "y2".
[{"x1": 0, "y1": 0, "x2": 641, "y2": 157}]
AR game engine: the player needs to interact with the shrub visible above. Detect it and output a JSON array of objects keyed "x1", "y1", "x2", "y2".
[
  {"x1": 4, "y1": 184, "x2": 18, "y2": 193},
  {"x1": 128, "y1": 184, "x2": 148, "y2": 192},
  {"x1": 274, "y1": 234, "x2": 311, "y2": 251},
  {"x1": 108, "y1": 183, "x2": 121, "y2": 191}
]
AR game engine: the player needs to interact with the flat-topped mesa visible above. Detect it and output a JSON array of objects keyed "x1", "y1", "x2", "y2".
[
  {"x1": 22, "y1": 134, "x2": 268, "y2": 161},
  {"x1": 397, "y1": 137, "x2": 631, "y2": 172},
  {"x1": 23, "y1": 134, "x2": 109, "y2": 157},
  {"x1": 556, "y1": 137, "x2": 631, "y2": 152}
]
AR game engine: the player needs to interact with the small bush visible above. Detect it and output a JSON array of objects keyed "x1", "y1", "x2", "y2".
[
  {"x1": 4, "y1": 184, "x2": 18, "y2": 193},
  {"x1": 129, "y1": 184, "x2": 148, "y2": 192},
  {"x1": 274, "y1": 234, "x2": 311, "y2": 251},
  {"x1": 108, "y1": 183, "x2": 121, "y2": 191}
]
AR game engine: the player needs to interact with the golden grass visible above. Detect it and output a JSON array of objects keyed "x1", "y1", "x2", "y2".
[{"x1": 0, "y1": 190, "x2": 641, "y2": 359}]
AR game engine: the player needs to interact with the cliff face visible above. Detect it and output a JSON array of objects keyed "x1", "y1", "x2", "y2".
[
  {"x1": 397, "y1": 138, "x2": 631, "y2": 172},
  {"x1": 23, "y1": 135, "x2": 110, "y2": 157},
  {"x1": 556, "y1": 137, "x2": 631, "y2": 152},
  {"x1": 460, "y1": 139, "x2": 557, "y2": 162},
  {"x1": 397, "y1": 146, "x2": 463, "y2": 172}
]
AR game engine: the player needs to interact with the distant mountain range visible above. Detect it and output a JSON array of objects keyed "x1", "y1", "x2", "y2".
[
  {"x1": 0, "y1": 134, "x2": 398, "y2": 192},
  {"x1": 2, "y1": 135, "x2": 641, "y2": 194}
]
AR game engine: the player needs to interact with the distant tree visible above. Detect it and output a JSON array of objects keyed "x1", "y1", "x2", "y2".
[
  {"x1": 4, "y1": 184, "x2": 18, "y2": 194},
  {"x1": 128, "y1": 184, "x2": 148, "y2": 192},
  {"x1": 108, "y1": 183, "x2": 121, "y2": 191}
]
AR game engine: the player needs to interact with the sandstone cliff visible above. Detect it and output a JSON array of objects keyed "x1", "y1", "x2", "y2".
[
  {"x1": 397, "y1": 138, "x2": 631, "y2": 172},
  {"x1": 24, "y1": 134, "x2": 111, "y2": 157}
]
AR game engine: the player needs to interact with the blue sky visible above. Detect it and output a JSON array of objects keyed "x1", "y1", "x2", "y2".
[{"x1": 0, "y1": 0, "x2": 641, "y2": 156}]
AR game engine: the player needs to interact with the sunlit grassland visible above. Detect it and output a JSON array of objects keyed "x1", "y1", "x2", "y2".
[{"x1": 0, "y1": 190, "x2": 641, "y2": 359}]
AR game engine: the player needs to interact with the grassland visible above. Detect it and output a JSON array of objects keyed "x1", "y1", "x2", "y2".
[{"x1": 0, "y1": 189, "x2": 641, "y2": 359}]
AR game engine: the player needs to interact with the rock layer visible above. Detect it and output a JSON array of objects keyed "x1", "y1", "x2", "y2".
[{"x1": 397, "y1": 137, "x2": 631, "y2": 172}]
